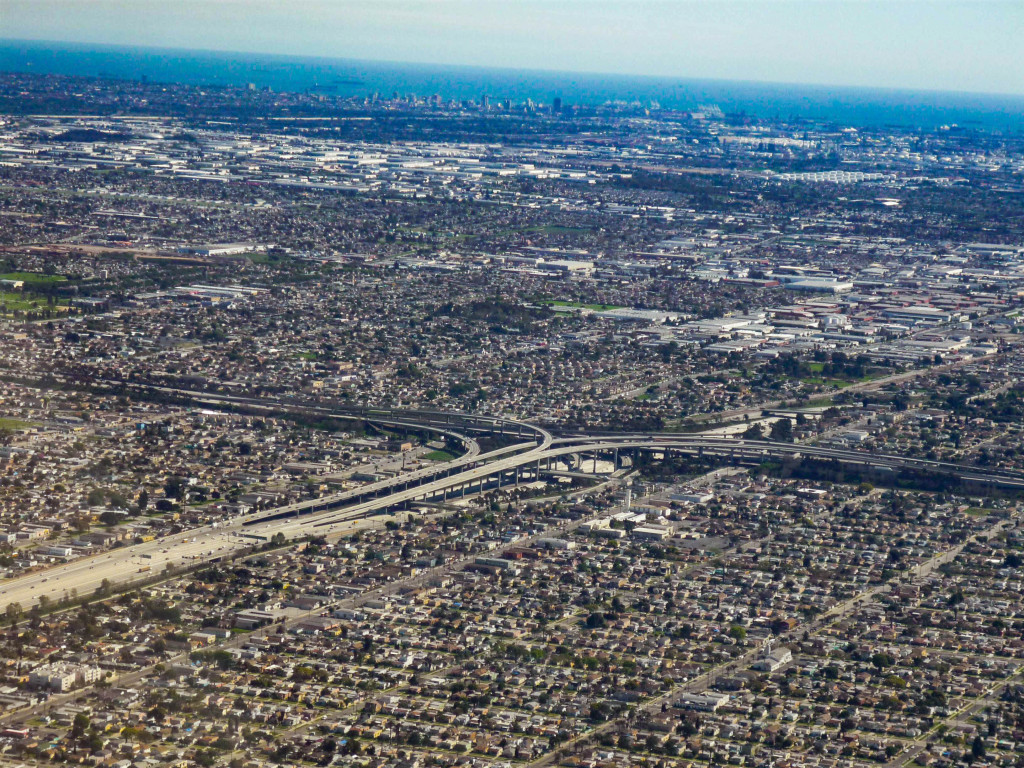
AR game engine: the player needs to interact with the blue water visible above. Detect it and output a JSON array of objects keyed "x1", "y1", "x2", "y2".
[{"x1": 2, "y1": 38, "x2": 1023, "y2": 132}]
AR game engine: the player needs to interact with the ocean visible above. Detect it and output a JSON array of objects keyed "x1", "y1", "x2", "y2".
[{"x1": 2, "y1": 38, "x2": 1023, "y2": 132}]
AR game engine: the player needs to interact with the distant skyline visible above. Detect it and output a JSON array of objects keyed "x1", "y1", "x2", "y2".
[{"x1": 3, "y1": 0, "x2": 1023, "y2": 97}]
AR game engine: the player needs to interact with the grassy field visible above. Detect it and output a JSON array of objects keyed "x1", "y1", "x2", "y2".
[
  {"x1": 0, "y1": 272, "x2": 67, "y2": 285},
  {"x1": 801, "y1": 377, "x2": 856, "y2": 388},
  {"x1": 0, "y1": 291, "x2": 54, "y2": 312},
  {"x1": 803, "y1": 363, "x2": 887, "y2": 387},
  {"x1": 424, "y1": 449, "x2": 457, "y2": 462},
  {"x1": 497, "y1": 225, "x2": 590, "y2": 236},
  {"x1": 0, "y1": 417, "x2": 35, "y2": 431},
  {"x1": 966, "y1": 507, "x2": 996, "y2": 517},
  {"x1": 540, "y1": 300, "x2": 625, "y2": 311},
  {"x1": 244, "y1": 252, "x2": 291, "y2": 265},
  {"x1": 535, "y1": 225, "x2": 588, "y2": 234},
  {"x1": 802, "y1": 396, "x2": 837, "y2": 408}
]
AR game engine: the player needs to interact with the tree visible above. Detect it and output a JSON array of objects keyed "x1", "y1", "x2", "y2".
[
  {"x1": 769, "y1": 419, "x2": 793, "y2": 442},
  {"x1": 72, "y1": 712, "x2": 90, "y2": 740},
  {"x1": 137, "y1": 488, "x2": 149, "y2": 513},
  {"x1": 971, "y1": 734, "x2": 986, "y2": 760},
  {"x1": 163, "y1": 476, "x2": 184, "y2": 500},
  {"x1": 871, "y1": 652, "x2": 895, "y2": 670},
  {"x1": 742, "y1": 423, "x2": 765, "y2": 440}
]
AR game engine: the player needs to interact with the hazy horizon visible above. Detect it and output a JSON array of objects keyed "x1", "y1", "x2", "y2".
[
  {"x1": 2, "y1": 1, "x2": 1023, "y2": 98},
  {"x1": 5, "y1": 35, "x2": 1024, "y2": 103}
]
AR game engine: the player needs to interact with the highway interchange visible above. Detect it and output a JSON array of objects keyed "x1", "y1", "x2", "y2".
[{"x1": 4, "y1": 391, "x2": 1024, "y2": 613}]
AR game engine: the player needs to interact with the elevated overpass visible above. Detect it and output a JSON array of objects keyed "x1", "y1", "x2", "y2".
[
  {"x1": 289, "y1": 434, "x2": 1024, "y2": 530},
  {"x1": 5, "y1": 397, "x2": 1024, "y2": 612},
  {"x1": 104, "y1": 382, "x2": 552, "y2": 446}
]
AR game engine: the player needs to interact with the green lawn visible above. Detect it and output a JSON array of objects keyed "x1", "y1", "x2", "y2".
[
  {"x1": 0, "y1": 291, "x2": 48, "y2": 311},
  {"x1": 966, "y1": 507, "x2": 995, "y2": 517},
  {"x1": 245, "y1": 252, "x2": 290, "y2": 264},
  {"x1": 424, "y1": 449, "x2": 457, "y2": 461},
  {"x1": 0, "y1": 417, "x2": 35, "y2": 431},
  {"x1": 800, "y1": 376, "x2": 863, "y2": 389},
  {"x1": 0, "y1": 272, "x2": 67, "y2": 285},
  {"x1": 499, "y1": 225, "x2": 590, "y2": 236},
  {"x1": 538, "y1": 225, "x2": 589, "y2": 234},
  {"x1": 0, "y1": 291, "x2": 70, "y2": 315},
  {"x1": 540, "y1": 300, "x2": 625, "y2": 311},
  {"x1": 803, "y1": 396, "x2": 836, "y2": 408}
]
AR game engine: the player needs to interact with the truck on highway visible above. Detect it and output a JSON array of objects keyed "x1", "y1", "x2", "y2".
[{"x1": 137, "y1": 566, "x2": 151, "y2": 573}]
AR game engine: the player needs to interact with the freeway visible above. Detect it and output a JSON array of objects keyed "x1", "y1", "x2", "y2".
[
  {"x1": 0, "y1": 527, "x2": 241, "y2": 613},
  {"x1": 241, "y1": 437, "x2": 543, "y2": 524},
  {"x1": 0, "y1": 424, "x2": 552, "y2": 613},
  {"x1": 4, "y1": 422, "x2": 1024, "y2": 613},
  {"x1": 544, "y1": 433, "x2": 1024, "y2": 485},
  {"x1": 292, "y1": 434, "x2": 1024, "y2": 533},
  {"x1": 111, "y1": 383, "x2": 553, "y2": 445}
]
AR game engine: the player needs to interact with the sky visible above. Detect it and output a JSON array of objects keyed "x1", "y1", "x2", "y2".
[{"x1": 2, "y1": 0, "x2": 1023, "y2": 96}]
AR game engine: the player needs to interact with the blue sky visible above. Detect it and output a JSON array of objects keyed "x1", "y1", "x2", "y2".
[{"x1": 4, "y1": 0, "x2": 1023, "y2": 95}]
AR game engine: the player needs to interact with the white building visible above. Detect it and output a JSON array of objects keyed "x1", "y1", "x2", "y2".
[
  {"x1": 752, "y1": 646, "x2": 793, "y2": 672},
  {"x1": 536, "y1": 537, "x2": 576, "y2": 550},
  {"x1": 675, "y1": 692, "x2": 729, "y2": 712},
  {"x1": 29, "y1": 663, "x2": 101, "y2": 692}
]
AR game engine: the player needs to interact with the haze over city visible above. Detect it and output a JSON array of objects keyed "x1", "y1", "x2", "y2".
[{"x1": 3, "y1": 0, "x2": 1024, "y2": 95}]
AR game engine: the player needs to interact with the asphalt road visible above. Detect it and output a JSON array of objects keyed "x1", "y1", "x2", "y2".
[{"x1": 5, "y1": 427, "x2": 1022, "y2": 613}]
